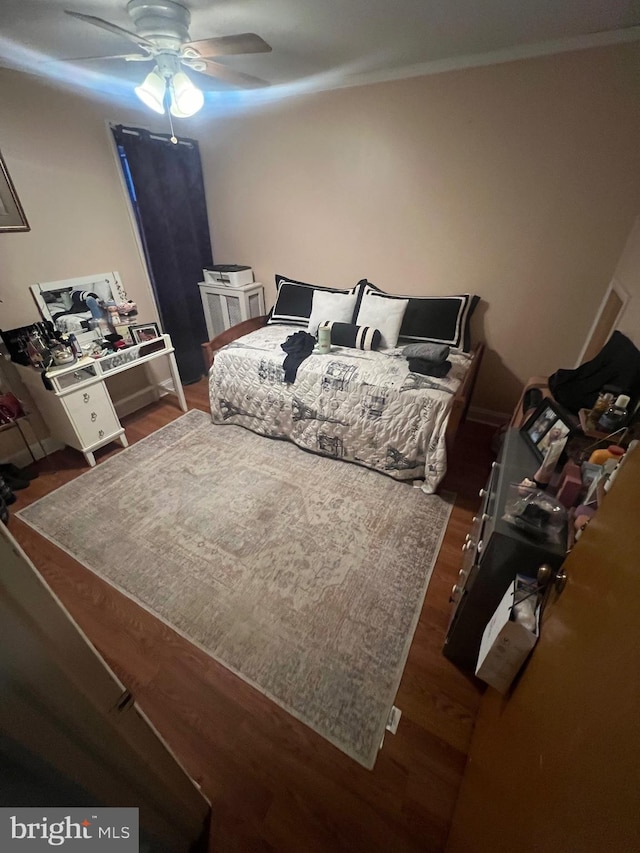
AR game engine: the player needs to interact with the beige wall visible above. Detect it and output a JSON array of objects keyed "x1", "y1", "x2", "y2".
[
  {"x1": 2, "y1": 43, "x2": 640, "y2": 423},
  {"x1": 0, "y1": 69, "x2": 163, "y2": 329},
  {"x1": 200, "y1": 43, "x2": 640, "y2": 415}
]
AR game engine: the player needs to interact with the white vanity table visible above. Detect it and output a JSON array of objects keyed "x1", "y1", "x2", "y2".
[{"x1": 17, "y1": 334, "x2": 187, "y2": 467}]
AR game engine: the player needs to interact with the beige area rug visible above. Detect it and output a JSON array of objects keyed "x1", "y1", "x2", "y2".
[{"x1": 17, "y1": 410, "x2": 453, "y2": 768}]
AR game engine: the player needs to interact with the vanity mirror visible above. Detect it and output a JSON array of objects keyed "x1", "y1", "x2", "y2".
[{"x1": 30, "y1": 272, "x2": 129, "y2": 345}]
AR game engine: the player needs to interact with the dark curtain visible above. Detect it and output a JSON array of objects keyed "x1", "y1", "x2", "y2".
[{"x1": 112, "y1": 125, "x2": 212, "y2": 384}]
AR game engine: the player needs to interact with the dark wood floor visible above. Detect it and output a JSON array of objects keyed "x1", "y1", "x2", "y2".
[{"x1": 7, "y1": 381, "x2": 497, "y2": 853}]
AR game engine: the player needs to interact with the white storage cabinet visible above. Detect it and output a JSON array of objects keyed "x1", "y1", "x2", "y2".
[{"x1": 198, "y1": 281, "x2": 265, "y2": 339}]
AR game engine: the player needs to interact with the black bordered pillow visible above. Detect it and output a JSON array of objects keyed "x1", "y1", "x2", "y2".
[
  {"x1": 356, "y1": 280, "x2": 479, "y2": 351},
  {"x1": 321, "y1": 321, "x2": 382, "y2": 351},
  {"x1": 400, "y1": 293, "x2": 479, "y2": 350},
  {"x1": 268, "y1": 274, "x2": 359, "y2": 327}
]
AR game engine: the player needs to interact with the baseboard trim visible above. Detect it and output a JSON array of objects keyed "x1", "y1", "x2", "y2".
[
  {"x1": 467, "y1": 406, "x2": 511, "y2": 427},
  {"x1": 113, "y1": 386, "x2": 160, "y2": 419},
  {"x1": 4, "y1": 436, "x2": 64, "y2": 468},
  {"x1": 112, "y1": 381, "x2": 176, "y2": 419}
]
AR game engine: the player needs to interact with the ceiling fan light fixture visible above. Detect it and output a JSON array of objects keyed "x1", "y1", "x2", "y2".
[
  {"x1": 134, "y1": 68, "x2": 167, "y2": 114},
  {"x1": 169, "y1": 70, "x2": 204, "y2": 117}
]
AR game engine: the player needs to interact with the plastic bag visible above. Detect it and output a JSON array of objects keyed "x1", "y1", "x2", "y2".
[{"x1": 503, "y1": 485, "x2": 567, "y2": 544}]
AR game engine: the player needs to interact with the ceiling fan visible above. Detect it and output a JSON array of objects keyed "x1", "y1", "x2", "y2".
[{"x1": 63, "y1": 0, "x2": 272, "y2": 117}]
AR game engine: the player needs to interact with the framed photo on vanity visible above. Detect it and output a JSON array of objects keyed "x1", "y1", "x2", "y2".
[
  {"x1": 521, "y1": 398, "x2": 575, "y2": 461},
  {"x1": 129, "y1": 322, "x2": 161, "y2": 344}
]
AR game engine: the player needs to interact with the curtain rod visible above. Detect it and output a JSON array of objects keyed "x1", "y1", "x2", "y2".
[{"x1": 110, "y1": 123, "x2": 194, "y2": 147}]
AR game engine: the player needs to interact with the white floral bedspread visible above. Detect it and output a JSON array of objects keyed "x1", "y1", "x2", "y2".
[{"x1": 208, "y1": 326, "x2": 473, "y2": 492}]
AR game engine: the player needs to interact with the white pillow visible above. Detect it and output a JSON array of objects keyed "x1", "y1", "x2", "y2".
[
  {"x1": 307, "y1": 290, "x2": 358, "y2": 337},
  {"x1": 355, "y1": 290, "x2": 408, "y2": 348}
]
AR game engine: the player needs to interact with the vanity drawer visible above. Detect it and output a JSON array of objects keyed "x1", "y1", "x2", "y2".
[
  {"x1": 64, "y1": 383, "x2": 112, "y2": 417},
  {"x1": 64, "y1": 385, "x2": 121, "y2": 445},
  {"x1": 69, "y1": 408, "x2": 121, "y2": 446},
  {"x1": 55, "y1": 364, "x2": 98, "y2": 389}
]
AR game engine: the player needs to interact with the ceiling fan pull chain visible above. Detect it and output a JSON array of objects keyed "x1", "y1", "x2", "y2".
[{"x1": 167, "y1": 107, "x2": 178, "y2": 145}]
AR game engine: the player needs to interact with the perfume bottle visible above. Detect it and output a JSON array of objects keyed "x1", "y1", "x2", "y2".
[
  {"x1": 597, "y1": 394, "x2": 630, "y2": 433},
  {"x1": 26, "y1": 330, "x2": 49, "y2": 368},
  {"x1": 588, "y1": 386, "x2": 619, "y2": 430}
]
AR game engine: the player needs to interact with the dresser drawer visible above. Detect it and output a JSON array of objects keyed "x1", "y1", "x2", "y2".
[
  {"x1": 64, "y1": 385, "x2": 121, "y2": 446},
  {"x1": 70, "y1": 409, "x2": 121, "y2": 447},
  {"x1": 64, "y1": 383, "x2": 112, "y2": 417},
  {"x1": 55, "y1": 364, "x2": 98, "y2": 389}
]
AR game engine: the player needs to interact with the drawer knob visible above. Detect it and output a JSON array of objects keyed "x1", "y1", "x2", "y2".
[
  {"x1": 491, "y1": 461, "x2": 499, "y2": 470},
  {"x1": 83, "y1": 392, "x2": 90, "y2": 403},
  {"x1": 91, "y1": 412, "x2": 97, "y2": 422},
  {"x1": 449, "y1": 584, "x2": 462, "y2": 603},
  {"x1": 479, "y1": 488, "x2": 487, "y2": 498},
  {"x1": 477, "y1": 539, "x2": 484, "y2": 553},
  {"x1": 458, "y1": 569, "x2": 467, "y2": 582},
  {"x1": 98, "y1": 429, "x2": 104, "y2": 438},
  {"x1": 73, "y1": 371, "x2": 82, "y2": 380},
  {"x1": 482, "y1": 513, "x2": 490, "y2": 521}
]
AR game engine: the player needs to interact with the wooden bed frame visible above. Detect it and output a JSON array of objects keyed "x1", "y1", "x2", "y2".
[{"x1": 202, "y1": 316, "x2": 484, "y2": 455}]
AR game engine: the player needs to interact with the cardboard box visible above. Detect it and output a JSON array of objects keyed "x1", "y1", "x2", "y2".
[{"x1": 475, "y1": 577, "x2": 540, "y2": 693}]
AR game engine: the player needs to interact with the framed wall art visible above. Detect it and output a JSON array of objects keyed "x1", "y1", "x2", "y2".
[{"x1": 0, "y1": 150, "x2": 30, "y2": 233}]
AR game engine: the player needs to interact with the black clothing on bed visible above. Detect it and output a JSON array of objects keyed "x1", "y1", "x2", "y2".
[
  {"x1": 281, "y1": 331, "x2": 316, "y2": 383},
  {"x1": 408, "y1": 358, "x2": 452, "y2": 378}
]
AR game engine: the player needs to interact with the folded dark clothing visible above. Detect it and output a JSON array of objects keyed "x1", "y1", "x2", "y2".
[
  {"x1": 549, "y1": 330, "x2": 640, "y2": 414},
  {"x1": 408, "y1": 358, "x2": 452, "y2": 377},
  {"x1": 281, "y1": 331, "x2": 316, "y2": 383},
  {"x1": 402, "y1": 342, "x2": 450, "y2": 364}
]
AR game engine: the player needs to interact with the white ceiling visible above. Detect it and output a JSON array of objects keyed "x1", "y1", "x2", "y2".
[{"x1": 2, "y1": 0, "x2": 640, "y2": 101}]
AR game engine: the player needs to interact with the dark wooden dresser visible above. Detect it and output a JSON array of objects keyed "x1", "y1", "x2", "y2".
[{"x1": 443, "y1": 428, "x2": 567, "y2": 673}]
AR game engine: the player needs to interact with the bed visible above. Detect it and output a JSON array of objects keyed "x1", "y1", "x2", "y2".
[{"x1": 203, "y1": 308, "x2": 483, "y2": 493}]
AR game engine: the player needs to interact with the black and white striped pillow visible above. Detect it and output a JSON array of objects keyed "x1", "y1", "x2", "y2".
[{"x1": 321, "y1": 321, "x2": 382, "y2": 351}]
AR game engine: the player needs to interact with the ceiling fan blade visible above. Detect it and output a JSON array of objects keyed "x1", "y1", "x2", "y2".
[
  {"x1": 183, "y1": 33, "x2": 272, "y2": 58},
  {"x1": 190, "y1": 59, "x2": 270, "y2": 88},
  {"x1": 52, "y1": 53, "x2": 152, "y2": 63},
  {"x1": 64, "y1": 10, "x2": 156, "y2": 50}
]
